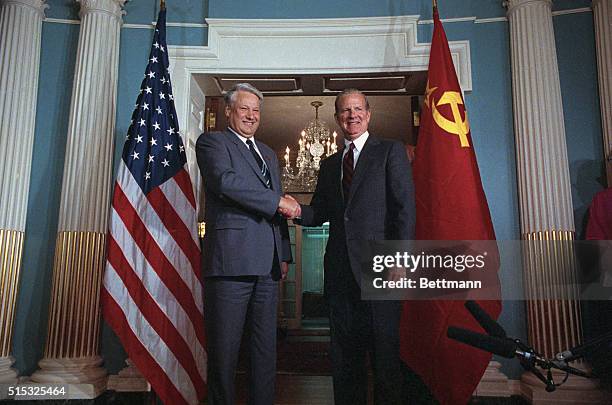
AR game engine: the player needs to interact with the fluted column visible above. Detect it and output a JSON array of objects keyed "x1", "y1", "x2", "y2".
[
  {"x1": 508, "y1": 1, "x2": 606, "y2": 403},
  {"x1": 592, "y1": 0, "x2": 612, "y2": 183},
  {"x1": 30, "y1": 0, "x2": 125, "y2": 398},
  {"x1": 0, "y1": 0, "x2": 47, "y2": 383}
]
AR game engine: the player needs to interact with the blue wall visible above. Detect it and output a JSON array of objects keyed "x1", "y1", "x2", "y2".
[
  {"x1": 14, "y1": 0, "x2": 602, "y2": 382},
  {"x1": 554, "y1": 12, "x2": 604, "y2": 237}
]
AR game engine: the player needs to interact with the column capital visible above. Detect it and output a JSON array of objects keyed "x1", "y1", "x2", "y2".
[
  {"x1": 505, "y1": 0, "x2": 552, "y2": 14},
  {"x1": 2, "y1": 0, "x2": 48, "y2": 17},
  {"x1": 77, "y1": 0, "x2": 126, "y2": 21}
]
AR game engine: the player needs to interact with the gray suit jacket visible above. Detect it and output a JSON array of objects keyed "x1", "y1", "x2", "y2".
[
  {"x1": 299, "y1": 134, "x2": 415, "y2": 292},
  {"x1": 196, "y1": 129, "x2": 292, "y2": 278}
]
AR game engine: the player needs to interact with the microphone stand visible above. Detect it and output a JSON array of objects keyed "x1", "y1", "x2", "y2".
[
  {"x1": 514, "y1": 339, "x2": 558, "y2": 392},
  {"x1": 454, "y1": 301, "x2": 601, "y2": 392}
]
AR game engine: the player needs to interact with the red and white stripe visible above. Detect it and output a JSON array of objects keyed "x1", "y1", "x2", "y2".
[{"x1": 102, "y1": 161, "x2": 206, "y2": 405}]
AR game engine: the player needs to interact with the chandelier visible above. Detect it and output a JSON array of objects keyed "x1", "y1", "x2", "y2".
[{"x1": 282, "y1": 101, "x2": 338, "y2": 192}]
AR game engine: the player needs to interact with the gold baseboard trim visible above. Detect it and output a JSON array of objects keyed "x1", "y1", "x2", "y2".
[
  {"x1": 45, "y1": 231, "x2": 106, "y2": 359},
  {"x1": 0, "y1": 229, "x2": 24, "y2": 357}
]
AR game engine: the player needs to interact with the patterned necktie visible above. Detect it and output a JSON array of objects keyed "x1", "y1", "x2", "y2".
[
  {"x1": 246, "y1": 139, "x2": 272, "y2": 188},
  {"x1": 342, "y1": 142, "x2": 355, "y2": 204}
]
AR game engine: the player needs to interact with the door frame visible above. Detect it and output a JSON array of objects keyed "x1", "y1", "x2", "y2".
[
  {"x1": 171, "y1": 15, "x2": 472, "y2": 327},
  {"x1": 169, "y1": 15, "x2": 472, "y2": 188}
]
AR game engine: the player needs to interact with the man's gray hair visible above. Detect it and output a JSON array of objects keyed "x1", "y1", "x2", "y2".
[
  {"x1": 224, "y1": 83, "x2": 264, "y2": 106},
  {"x1": 334, "y1": 88, "x2": 370, "y2": 113}
]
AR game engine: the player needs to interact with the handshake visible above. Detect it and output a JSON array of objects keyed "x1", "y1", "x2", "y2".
[{"x1": 278, "y1": 194, "x2": 301, "y2": 220}]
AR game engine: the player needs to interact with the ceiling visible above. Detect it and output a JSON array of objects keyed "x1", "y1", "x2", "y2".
[
  {"x1": 193, "y1": 72, "x2": 428, "y2": 97},
  {"x1": 194, "y1": 73, "x2": 427, "y2": 158}
]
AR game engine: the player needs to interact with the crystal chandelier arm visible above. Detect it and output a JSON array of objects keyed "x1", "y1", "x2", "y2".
[
  {"x1": 385, "y1": 141, "x2": 416, "y2": 240},
  {"x1": 197, "y1": 133, "x2": 281, "y2": 219}
]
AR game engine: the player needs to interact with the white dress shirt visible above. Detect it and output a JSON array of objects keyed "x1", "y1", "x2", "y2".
[{"x1": 228, "y1": 126, "x2": 265, "y2": 161}]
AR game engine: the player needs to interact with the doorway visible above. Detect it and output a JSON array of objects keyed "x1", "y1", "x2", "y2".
[{"x1": 197, "y1": 73, "x2": 424, "y2": 330}]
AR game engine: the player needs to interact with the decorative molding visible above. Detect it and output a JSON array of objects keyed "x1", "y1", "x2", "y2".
[
  {"x1": 154, "y1": 20, "x2": 207, "y2": 28},
  {"x1": 475, "y1": 17, "x2": 508, "y2": 24},
  {"x1": 46, "y1": 19, "x2": 209, "y2": 28},
  {"x1": 44, "y1": 17, "x2": 79, "y2": 25},
  {"x1": 552, "y1": 7, "x2": 592, "y2": 16},
  {"x1": 123, "y1": 21, "x2": 208, "y2": 29},
  {"x1": 77, "y1": 0, "x2": 126, "y2": 21},
  {"x1": 2, "y1": 0, "x2": 48, "y2": 17},
  {"x1": 44, "y1": 8, "x2": 593, "y2": 28},
  {"x1": 506, "y1": 0, "x2": 552, "y2": 14},
  {"x1": 418, "y1": 16, "x2": 476, "y2": 24},
  {"x1": 31, "y1": 357, "x2": 107, "y2": 399},
  {"x1": 0, "y1": 356, "x2": 17, "y2": 384},
  {"x1": 204, "y1": 15, "x2": 421, "y2": 28},
  {"x1": 169, "y1": 15, "x2": 473, "y2": 147}
]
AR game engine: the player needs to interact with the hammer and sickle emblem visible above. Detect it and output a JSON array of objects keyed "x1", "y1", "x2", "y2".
[{"x1": 431, "y1": 91, "x2": 470, "y2": 147}]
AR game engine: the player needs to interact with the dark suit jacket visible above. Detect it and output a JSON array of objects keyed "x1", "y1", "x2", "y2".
[
  {"x1": 196, "y1": 129, "x2": 292, "y2": 278},
  {"x1": 299, "y1": 134, "x2": 415, "y2": 293}
]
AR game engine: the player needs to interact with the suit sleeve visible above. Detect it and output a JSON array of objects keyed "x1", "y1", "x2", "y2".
[
  {"x1": 280, "y1": 218, "x2": 293, "y2": 263},
  {"x1": 386, "y1": 141, "x2": 416, "y2": 240},
  {"x1": 271, "y1": 154, "x2": 294, "y2": 263},
  {"x1": 296, "y1": 161, "x2": 330, "y2": 227},
  {"x1": 196, "y1": 132, "x2": 281, "y2": 219}
]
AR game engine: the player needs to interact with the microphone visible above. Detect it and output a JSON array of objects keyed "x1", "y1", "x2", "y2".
[
  {"x1": 447, "y1": 326, "x2": 516, "y2": 358},
  {"x1": 448, "y1": 326, "x2": 551, "y2": 366},
  {"x1": 448, "y1": 327, "x2": 596, "y2": 388},
  {"x1": 555, "y1": 330, "x2": 612, "y2": 363},
  {"x1": 465, "y1": 300, "x2": 507, "y2": 338}
]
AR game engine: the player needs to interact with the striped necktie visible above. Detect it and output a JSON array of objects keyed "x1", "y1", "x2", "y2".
[
  {"x1": 342, "y1": 142, "x2": 355, "y2": 204},
  {"x1": 246, "y1": 139, "x2": 272, "y2": 188}
]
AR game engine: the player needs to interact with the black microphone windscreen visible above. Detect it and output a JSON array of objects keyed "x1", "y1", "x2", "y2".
[
  {"x1": 447, "y1": 326, "x2": 517, "y2": 359},
  {"x1": 465, "y1": 300, "x2": 507, "y2": 338}
]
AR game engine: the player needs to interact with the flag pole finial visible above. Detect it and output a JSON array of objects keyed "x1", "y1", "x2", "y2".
[
  {"x1": 160, "y1": 0, "x2": 166, "y2": 11},
  {"x1": 433, "y1": 0, "x2": 438, "y2": 11}
]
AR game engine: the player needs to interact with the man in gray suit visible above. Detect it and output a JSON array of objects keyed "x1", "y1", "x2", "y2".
[
  {"x1": 286, "y1": 89, "x2": 417, "y2": 405},
  {"x1": 196, "y1": 83, "x2": 300, "y2": 405}
]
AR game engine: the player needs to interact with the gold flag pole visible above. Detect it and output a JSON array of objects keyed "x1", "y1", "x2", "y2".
[
  {"x1": 160, "y1": 0, "x2": 166, "y2": 11},
  {"x1": 433, "y1": 0, "x2": 438, "y2": 11}
]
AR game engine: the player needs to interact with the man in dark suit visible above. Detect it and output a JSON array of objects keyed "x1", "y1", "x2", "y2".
[
  {"x1": 196, "y1": 83, "x2": 300, "y2": 405},
  {"x1": 288, "y1": 89, "x2": 416, "y2": 405}
]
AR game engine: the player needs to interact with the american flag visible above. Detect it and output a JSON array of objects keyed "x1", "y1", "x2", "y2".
[{"x1": 101, "y1": 8, "x2": 206, "y2": 405}]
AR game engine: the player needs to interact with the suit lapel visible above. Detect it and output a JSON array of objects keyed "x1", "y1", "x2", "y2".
[
  {"x1": 331, "y1": 150, "x2": 343, "y2": 199},
  {"x1": 226, "y1": 129, "x2": 269, "y2": 187},
  {"x1": 347, "y1": 135, "x2": 380, "y2": 205}
]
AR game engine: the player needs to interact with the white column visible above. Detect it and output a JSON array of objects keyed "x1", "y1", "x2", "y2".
[
  {"x1": 0, "y1": 0, "x2": 47, "y2": 384},
  {"x1": 592, "y1": 0, "x2": 612, "y2": 183},
  {"x1": 30, "y1": 0, "x2": 125, "y2": 399},
  {"x1": 507, "y1": 1, "x2": 606, "y2": 403}
]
